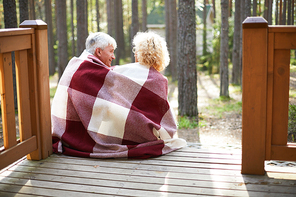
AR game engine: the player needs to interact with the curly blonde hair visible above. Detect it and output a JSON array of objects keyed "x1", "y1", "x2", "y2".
[{"x1": 132, "y1": 31, "x2": 170, "y2": 72}]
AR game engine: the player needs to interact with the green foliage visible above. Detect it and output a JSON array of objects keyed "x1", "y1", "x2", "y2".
[
  {"x1": 291, "y1": 59, "x2": 296, "y2": 67},
  {"x1": 119, "y1": 57, "x2": 131, "y2": 65},
  {"x1": 178, "y1": 116, "x2": 199, "y2": 129},
  {"x1": 288, "y1": 104, "x2": 296, "y2": 142},
  {"x1": 198, "y1": 22, "x2": 221, "y2": 75},
  {"x1": 147, "y1": 5, "x2": 165, "y2": 24}
]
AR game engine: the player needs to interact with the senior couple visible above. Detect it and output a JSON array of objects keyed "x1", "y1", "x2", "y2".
[{"x1": 51, "y1": 31, "x2": 187, "y2": 159}]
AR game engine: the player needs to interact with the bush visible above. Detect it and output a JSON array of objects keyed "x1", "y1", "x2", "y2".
[{"x1": 288, "y1": 104, "x2": 296, "y2": 142}]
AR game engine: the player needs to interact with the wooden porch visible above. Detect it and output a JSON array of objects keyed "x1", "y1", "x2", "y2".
[
  {"x1": 1, "y1": 17, "x2": 296, "y2": 196},
  {"x1": 1, "y1": 144, "x2": 296, "y2": 197}
]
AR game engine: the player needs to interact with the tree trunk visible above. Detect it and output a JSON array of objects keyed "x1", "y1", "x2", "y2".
[
  {"x1": 268, "y1": 0, "x2": 273, "y2": 25},
  {"x1": 264, "y1": 0, "x2": 269, "y2": 21},
  {"x1": 229, "y1": 0, "x2": 232, "y2": 17},
  {"x1": 264, "y1": 0, "x2": 273, "y2": 24},
  {"x1": 288, "y1": 0, "x2": 292, "y2": 24},
  {"x1": 3, "y1": 0, "x2": 18, "y2": 110},
  {"x1": 220, "y1": 0, "x2": 229, "y2": 97},
  {"x1": 28, "y1": 0, "x2": 35, "y2": 20},
  {"x1": 276, "y1": 0, "x2": 279, "y2": 24},
  {"x1": 292, "y1": 0, "x2": 294, "y2": 25},
  {"x1": 245, "y1": 0, "x2": 251, "y2": 18},
  {"x1": 253, "y1": 0, "x2": 257, "y2": 16},
  {"x1": 45, "y1": 0, "x2": 55, "y2": 76},
  {"x1": 96, "y1": 0, "x2": 100, "y2": 32},
  {"x1": 107, "y1": 0, "x2": 115, "y2": 38},
  {"x1": 212, "y1": 0, "x2": 216, "y2": 22},
  {"x1": 280, "y1": 0, "x2": 286, "y2": 25},
  {"x1": 70, "y1": 0, "x2": 75, "y2": 57},
  {"x1": 4, "y1": 0, "x2": 17, "y2": 28},
  {"x1": 56, "y1": 0, "x2": 68, "y2": 79},
  {"x1": 19, "y1": 0, "x2": 28, "y2": 24},
  {"x1": 142, "y1": 0, "x2": 147, "y2": 31},
  {"x1": 118, "y1": 0, "x2": 125, "y2": 58},
  {"x1": 85, "y1": 1, "x2": 88, "y2": 38},
  {"x1": 169, "y1": 0, "x2": 178, "y2": 81},
  {"x1": 239, "y1": 0, "x2": 245, "y2": 88},
  {"x1": 131, "y1": 0, "x2": 139, "y2": 63},
  {"x1": 203, "y1": 0, "x2": 207, "y2": 56},
  {"x1": 36, "y1": 0, "x2": 43, "y2": 21},
  {"x1": 232, "y1": 0, "x2": 241, "y2": 85},
  {"x1": 178, "y1": 0, "x2": 197, "y2": 117},
  {"x1": 114, "y1": 0, "x2": 125, "y2": 65},
  {"x1": 165, "y1": 0, "x2": 171, "y2": 76},
  {"x1": 77, "y1": 0, "x2": 87, "y2": 56}
]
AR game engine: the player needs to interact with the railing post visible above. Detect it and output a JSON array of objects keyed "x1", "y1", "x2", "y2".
[
  {"x1": 242, "y1": 17, "x2": 268, "y2": 175},
  {"x1": 19, "y1": 20, "x2": 52, "y2": 159}
]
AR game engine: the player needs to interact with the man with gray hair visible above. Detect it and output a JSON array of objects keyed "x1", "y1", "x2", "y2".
[
  {"x1": 83, "y1": 32, "x2": 117, "y2": 67},
  {"x1": 51, "y1": 32, "x2": 118, "y2": 154}
]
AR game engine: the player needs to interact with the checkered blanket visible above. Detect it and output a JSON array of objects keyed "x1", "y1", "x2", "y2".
[{"x1": 51, "y1": 51, "x2": 186, "y2": 159}]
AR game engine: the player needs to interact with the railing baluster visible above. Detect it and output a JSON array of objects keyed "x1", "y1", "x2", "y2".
[
  {"x1": 0, "y1": 52, "x2": 17, "y2": 149},
  {"x1": 15, "y1": 50, "x2": 32, "y2": 141}
]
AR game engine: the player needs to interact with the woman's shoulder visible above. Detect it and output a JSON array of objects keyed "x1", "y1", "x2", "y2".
[
  {"x1": 113, "y1": 62, "x2": 149, "y2": 69},
  {"x1": 111, "y1": 63, "x2": 150, "y2": 86}
]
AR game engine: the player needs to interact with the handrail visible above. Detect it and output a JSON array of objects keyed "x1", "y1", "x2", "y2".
[
  {"x1": 242, "y1": 17, "x2": 296, "y2": 175},
  {"x1": 0, "y1": 20, "x2": 52, "y2": 170}
]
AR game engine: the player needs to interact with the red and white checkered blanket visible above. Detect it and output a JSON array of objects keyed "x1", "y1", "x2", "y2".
[{"x1": 51, "y1": 51, "x2": 186, "y2": 159}]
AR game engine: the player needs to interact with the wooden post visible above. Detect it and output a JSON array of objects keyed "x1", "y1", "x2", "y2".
[
  {"x1": 19, "y1": 20, "x2": 52, "y2": 159},
  {"x1": 241, "y1": 17, "x2": 268, "y2": 175}
]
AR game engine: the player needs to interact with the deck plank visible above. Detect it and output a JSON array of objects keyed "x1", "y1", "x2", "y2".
[
  {"x1": 2, "y1": 164, "x2": 296, "y2": 194},
  {"x1": 1, "y1": 146, "x2": 296, "y2": 196}
]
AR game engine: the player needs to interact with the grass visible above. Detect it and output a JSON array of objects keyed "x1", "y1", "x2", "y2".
[
  {"x1": 290, "y1": 89, "x2": 296, "y2": 98},
  {"x1": 291, "y1": 66, "x2": 296, "y2": 73},
  {"x1": 177, "y1": 116, "x2": 199, "y2": 129},
  {"x1": 229, "y1": 83, "x2": 242, "y2": 94},
  {"x1": 205, "y1": 96, "x2": 242, "y2": 119}
]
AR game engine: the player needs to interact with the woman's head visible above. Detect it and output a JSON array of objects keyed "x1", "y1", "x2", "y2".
[
  {"x1": 85, "y1": 32, "x2": 117, "y2": 55},
  {"x1": 132, "y1": 31, "x2": 170, "y2": 72}
]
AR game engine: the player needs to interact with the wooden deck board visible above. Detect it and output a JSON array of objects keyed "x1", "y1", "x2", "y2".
[{"x1": 1, "y1": 146, "x2": 296, "y2": 196}]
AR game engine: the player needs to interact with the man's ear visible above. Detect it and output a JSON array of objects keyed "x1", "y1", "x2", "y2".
[{"x1": 95, "y1": 48, "x2": 101, "y2": 57}]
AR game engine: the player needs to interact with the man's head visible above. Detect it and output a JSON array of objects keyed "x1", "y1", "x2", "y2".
[{"x1": 85, "y1": 32, "x2": 117, "y2": 67}]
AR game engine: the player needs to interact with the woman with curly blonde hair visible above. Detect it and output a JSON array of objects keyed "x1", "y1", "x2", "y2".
[{"x1": 132, "y1": 31, "x2": 170, "y2": 72}]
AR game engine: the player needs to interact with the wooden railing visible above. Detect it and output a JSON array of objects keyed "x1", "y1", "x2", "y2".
[
  {"x1": 0, "y1": 20, "x2": 52, "y2": 170},
  {"x1": 242, "y1": 17, "x2": 296, "y2": 175}
]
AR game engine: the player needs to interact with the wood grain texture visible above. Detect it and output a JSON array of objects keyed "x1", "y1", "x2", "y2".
[
  {"x1": 0, "y1": 136, "x2": 37, "y2": 170},
  {"x1": 242, "y1": 18, "x2": 268, "y2": 175},
  {"x1": 272, "y1": 49, "x2": 290, "y2": 145},
  {"x1": 0, "y1": 53, "x2": 17, "y2": 149},
  {"x1": 34, "y1": 29, "x2": 52, "y2": 159},
  {"x1": 15, "y1": 50, "x2": 32, "y2": 141},
  {"x1": 1, "y1": 147, "x2": 295, "y2": 196},
  {"x1": 0, "y1": 35, "x2": 31, "y2": 53}
]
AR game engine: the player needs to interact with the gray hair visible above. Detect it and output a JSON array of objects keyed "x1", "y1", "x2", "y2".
[{"x1": 85, "y1": 32, "x2": 117, "y2": 54}]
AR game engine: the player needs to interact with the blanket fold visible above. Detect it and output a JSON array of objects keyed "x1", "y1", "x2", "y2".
[{"x1": 51, "y1": 50, "x2": 186, "y2": 159}]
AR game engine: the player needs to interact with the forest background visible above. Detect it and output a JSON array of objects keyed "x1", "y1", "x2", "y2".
[{"x1": 1, "y1": 0, "x2": 296, "y2": 143}]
